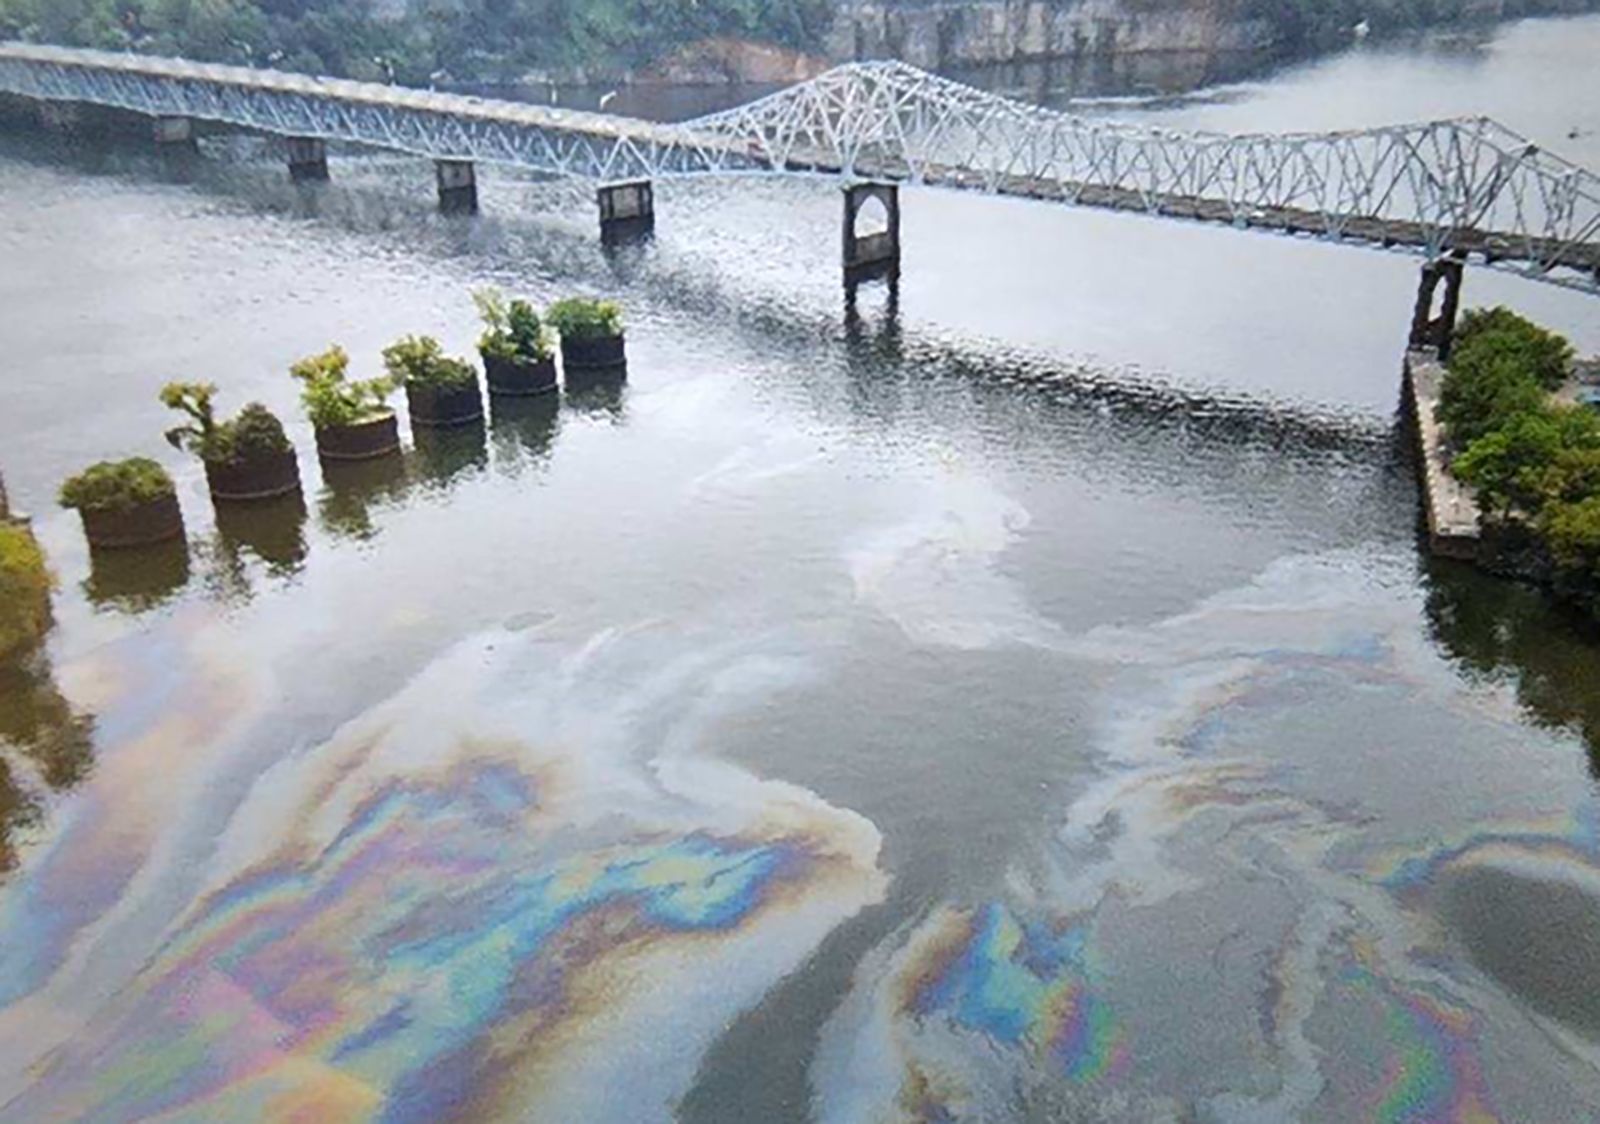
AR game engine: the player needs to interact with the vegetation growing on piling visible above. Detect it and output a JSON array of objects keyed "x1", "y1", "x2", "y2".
[
  {"x1": 0, "y1": 524, "x2": 52, "y2": 663},
  {"x1": 160, "y1": 383, "x2": 292, "y2": 464},
  {"x1": 382, "y1": 336, "x2": 478, "y2": 388},
  {"x1": 475, "y1": 288, "x2": 553, "y2": 364},
  {"x1": 291, "y1": 345, "x2": 396, "y2": 429},
  {"x1": 547, "y1": 297, "x2": 624, "y2": 341},
  {"x1": 1441, "y1": 307, "x2": 1600, "y2": 617},
  {"x1": 57, "y1": 458, "x2": 176, "y2": 514}
]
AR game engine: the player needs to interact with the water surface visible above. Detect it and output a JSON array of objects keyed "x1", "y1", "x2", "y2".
[{"x1": 2, "y1": 15, "x2": 1600, "y2": 1123}]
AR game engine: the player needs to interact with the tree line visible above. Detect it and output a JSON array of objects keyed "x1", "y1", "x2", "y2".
[{"x1": 0, "y1": 0, "x2": 834, "y2": 85}]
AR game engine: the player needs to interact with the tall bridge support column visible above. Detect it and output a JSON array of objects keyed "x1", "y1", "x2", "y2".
[
  {"x1": 843, "y1": 182, "x2": 901, "y2": 280},
  {"x1": 153, "y1": 115, "x2": 196, "y2": 151},
  {"x1": 286, "y1": 136, "x2": 329, "y2": 183},
  {"x1": 435, "y1": 159, "x2": 478, "y2": 215},
  {"x1": 1409, "y1": 257, "x2": 1466, "y2": 361},
  {"x1": 597, "y1": 180, "x2": 654, "y2": 243}
]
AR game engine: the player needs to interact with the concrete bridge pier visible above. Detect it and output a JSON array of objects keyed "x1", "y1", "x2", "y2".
[
  {"x1": 435, "y1": 160, "x2": 478, "y2": 215},
  {"x1": 843, "y1": 182, "x2": 901, "y2": 281},
  {"x1": 597, "y1": 180, "x2": 655, "y2": 243},
  {"x1": 286, "y1": 136, "x2": 329, "y2": 183},
  {"x1": 1409, "y1": 256, "x2": 1466, "y2": 361},
  {"x1": 153, "y1": 115, "x2": 196, "y2": 152}
]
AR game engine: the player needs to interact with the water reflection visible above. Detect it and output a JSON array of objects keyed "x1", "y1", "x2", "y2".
[
  {"x1": 490, "y1": 394, "x2": 561, "y2": 475},
  {"x1": 410, "y1": 421, "x2": 490, "y2": 494},
  {"x1": 83, "y1": 539, "x2": 192, "y2": 614},
  {"x1": 202, "y1": 492, "x2": 310, "y2": 604},
  {"x1": 214, "y1": 492, "x2": 309, "y2": 576},
  {"x1": 843, "y1": 274, "x2": 903, "y2": 359},
  {"x1": 317, "y1": 453, "x2": 411, "y2": 543},
  {"x1": 1423, "y1": 556, "x2": 1600, "y2": 775},
  {"x1": 564, "y1": 368, "x2": 627, "y2": 420},
  {"x1": 0, "y1": 573, "x2": 95, "y2": 876}
]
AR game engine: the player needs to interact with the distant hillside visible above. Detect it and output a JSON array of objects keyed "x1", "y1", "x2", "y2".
[
  {"x1": 2, "y1": 0, "x2": 1596, "y2": 85},
  {"x1": 829, "y1": 0, "x2": 1600, "y2": 71}
]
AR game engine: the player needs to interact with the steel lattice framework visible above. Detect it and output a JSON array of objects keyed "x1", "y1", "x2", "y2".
[{"x1": 3, "y1": 43, "x2": 1599, "y2": 294}]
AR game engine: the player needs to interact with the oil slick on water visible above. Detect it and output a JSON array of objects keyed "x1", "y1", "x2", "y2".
[{"x1": 0, "y1": 627, "x2": 886, "y2": 1123}]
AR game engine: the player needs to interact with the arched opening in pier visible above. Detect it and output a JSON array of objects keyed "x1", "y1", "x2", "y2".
[{"x1": 853, "y1": 193, "x2": 890, "y2": 239}]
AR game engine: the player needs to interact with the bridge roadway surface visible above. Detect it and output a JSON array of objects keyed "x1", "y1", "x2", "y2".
[{"x1": 2, "y1": 41, "x2": 1598, "y2": 293}]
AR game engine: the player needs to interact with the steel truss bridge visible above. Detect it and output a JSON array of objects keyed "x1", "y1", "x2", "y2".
[{"x1": 2, "y1": 42, "x2": 1598, "y2": 295}]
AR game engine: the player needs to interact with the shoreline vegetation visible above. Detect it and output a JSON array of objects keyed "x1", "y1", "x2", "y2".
[
  {"x1": 1, "y1": 1, "x2": 1597, "y2": 90},
  {"x1": 1441, "y1": 308, "x2": 1600, "y2": 623}
]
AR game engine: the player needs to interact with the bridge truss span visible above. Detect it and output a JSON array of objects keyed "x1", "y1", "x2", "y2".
[
  {"x1": 688, "y1": 61, "x2": 1600, "y2": 294},
  {"x1": 1, "y1": 44, "x2": 1598, "y2": 295}
]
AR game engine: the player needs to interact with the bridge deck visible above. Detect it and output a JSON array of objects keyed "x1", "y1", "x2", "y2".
[
  {"x1": 2, "y1": 41, "x2": 1597, "y2": 292},
  {"x1": 0, "y1": 41, "x2": 682, "y2": 148}
]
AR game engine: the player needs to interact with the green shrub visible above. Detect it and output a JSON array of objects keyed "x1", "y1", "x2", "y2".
[
  {"x1": 1439, "y1": 305, "x2": 1600, "y2": 621},
  {"x1": 474, "y1": 288, "x2": 552, "y2": 363},
  {"x1": 1540, "y1": 496, "x2": 1600, "y2": 581},
  {"x1": 382, "y1": 335, "x2": 477, "y2": 388},
  {"x1": 1439, "y1": 354, "x2": 1548, "y2": 447},
  {"x1": 547, "y1": 297, "x2": 623, "y2": 342},
  {"x1": 1453, "y1": 406, "x2": 1572, "y2": 516},
  {"x1": 291, "y1": 345, "x2": 395, "y2": 429},
  {"x1": 161, "y1": 383, "x2": 291, "y2": 464},
  {"x1": 58, "y1": 458, "x2": 175, "y2": 513},
  {"x1": 1453, "y1": 306, "x2": 1574, "y2": 391},
  {"x1": 230, "y1": 403, "x2": 292, "y2": 458},
  {"x1": 0, "y1": 524, "x2": 52, "y2": 662}
]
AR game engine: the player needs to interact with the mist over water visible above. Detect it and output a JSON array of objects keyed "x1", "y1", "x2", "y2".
[{"x1": 3, "y1": 14, "x2": 1600, "y2": 1123}]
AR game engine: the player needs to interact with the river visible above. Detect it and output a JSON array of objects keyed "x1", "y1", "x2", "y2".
[{"x1": 2, "y1": 15, "x2": 1600, "y2": 1124}]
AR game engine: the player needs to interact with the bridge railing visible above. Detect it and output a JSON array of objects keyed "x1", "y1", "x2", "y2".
[
  {"x1": 0, "y1": 42, "x2": 761, "y2": 180},
  {"x1": 3, "y1": 44, "x2": 1597, "y2": 293},
  {"x1": 689, "y1": 61, "x2": 1600, "y2": 289}
]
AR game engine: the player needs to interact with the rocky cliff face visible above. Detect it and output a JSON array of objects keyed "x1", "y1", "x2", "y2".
[
  {"x1": 823, "y1": 0, "x2": 1600, "y2": 68},
  {"x1": 825, "y1": 0, "x2": 1269, "y2": 68}
]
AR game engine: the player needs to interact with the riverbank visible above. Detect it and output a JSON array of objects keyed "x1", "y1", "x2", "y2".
[
  {"x1": 533, "y1": 0, "x2": 1600, "y2": 88},
  {"x1": 1411, "y1": 308, "x2": 1600, "y2": 623},
  {"x1": 1406, "y1": 349, "x2": 1482, "y2": 560}
]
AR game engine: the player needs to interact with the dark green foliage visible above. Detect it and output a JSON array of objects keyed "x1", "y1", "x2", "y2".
[
  {"x1": 230, "y1": 403, "x2": 292, "y2": 458},
  {"x1": 1453, "y1": 306, "x2": 1574, "y2": 391},
  {"x1": 382, "y1": 335, "x2": 477, "y2": 388},
  {"x1": 1439, "y1": 355, "x2": 1548, "y2": 447},
  {"x1": 58, "y1": 457, "x2": 176, "y2": 513},
  {"x1": 1453, "y1": 405, "x2": 1600, "y2": 516},
  {"x1": 0, "y1": 0, "x2": 835, "y2": 83},
  {"x1": 1441, "y1": 305, "x2": 1599, "y2": 621},
  {"x1": 1542, "y1": 497, "x2": 1600, "y2": 576},
  {"x1": 0, "y1": 524, "x2": 52, "y2": 663},
  {"x1": 547, "y1": 297, "x2": 623, "y2": 341}
]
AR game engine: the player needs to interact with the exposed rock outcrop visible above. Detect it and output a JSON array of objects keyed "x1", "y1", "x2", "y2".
[{"x1": 822, "y1": 0, "x2": 1600, "y2": 69}]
